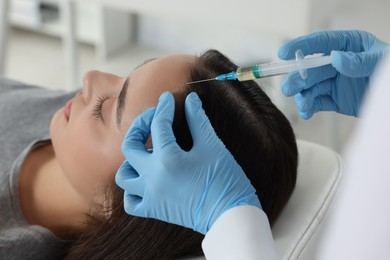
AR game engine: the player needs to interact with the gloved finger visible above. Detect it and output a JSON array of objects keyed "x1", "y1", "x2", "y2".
[
  {"x1": 115, "y1": 161, "x2": 145, "y2": 197},
  {"x1": 123, "y1": 191, "x2": 144, "y2": 216},
  {"x1": 301, "y1": 65, "x2": 336, "y2": 88},
  {"x1": 298, "y1": 109, "x2": 315, "y2": 120},
  {"x1": 304, "y1": 95, "x2": 337, "y2": 119},
  {"x1": 281, "y1": 65, "x2": 336, "y2": 96},
  {"x1": 295, "y1": 79, "x2": 332, "y2": 112},
  {"x1": 151, "y1": 92, "x2": 183, "y2": 154},
  {"x1": 299, "y1": 95, "x2": 338, "y2": 120},
  {"x1": 122, "y1": 108, "x2": 156, "y2": 159},
  {"x1": 281, "y1": 72, "x2": 302, "y2": 96},
  {"x1": 184, "y1": 92, "x2": 219, "y2": 148},
  {"x1": 331, "y1": 50, "x2": 383, "y2": 77},
  {"x1": 296, "y1": 95, "x2": 325, "y2": 120},
  {"x1": 115, "y1": 160, "x2": 138, "y2": 187},
  {"x1": 295, "y1": 93, "x2": 313, "y2": 114},
  {"x1": 278, "y1": 30, "x2": 355, "y2": 60}
]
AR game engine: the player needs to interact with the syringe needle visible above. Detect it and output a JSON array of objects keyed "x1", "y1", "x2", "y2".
[{"x1": 185, "y1": 78, "x2": 216, "y2": 85}]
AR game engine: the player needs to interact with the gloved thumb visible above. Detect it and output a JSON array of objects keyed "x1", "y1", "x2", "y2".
[
  {"x1": 331, "y1": 50, "x2": 381, "y2": 78},
  {"x1": 151, "y1": 92, "x2": 179, "y2": 152},
  {"x1": 184, "y1": 92, "x2": 218, "y2": 146}
]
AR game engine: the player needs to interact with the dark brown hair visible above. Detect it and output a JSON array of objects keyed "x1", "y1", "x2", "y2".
[{"x1": 65, "y1": 50, "x2": 298, "y2": 259}]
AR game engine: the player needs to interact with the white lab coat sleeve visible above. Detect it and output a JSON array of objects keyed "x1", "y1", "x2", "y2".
[
  {"x1": 317, "y1": 54, "x2": 390, "y2": 260},
  {"x1": 202, "y1": 205, "x2": 280, "y2": 260}
]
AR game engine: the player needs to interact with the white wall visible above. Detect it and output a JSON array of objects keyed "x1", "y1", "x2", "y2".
[
  {"x1": 327, "y1": 0, "x2": 390, "y2": 42},
  {"x1": 138, "y1": 15, "x2": 282, "y2": 65},
  {"x1": 137, "y1": 0, "x2": 390, "y2": 60}
]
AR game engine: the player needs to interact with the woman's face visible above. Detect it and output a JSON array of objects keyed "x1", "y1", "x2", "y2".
[{"x1": 50, "y1": 54, "x2": 195, "y2": 204}]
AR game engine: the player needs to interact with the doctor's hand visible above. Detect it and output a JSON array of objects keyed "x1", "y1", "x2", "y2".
[
  {"x1": 115, "y1": 92, "x2": 261, "y2": 235},
  {"x1": 278, "y1": 30, "x2": 389, "y2": 119}
]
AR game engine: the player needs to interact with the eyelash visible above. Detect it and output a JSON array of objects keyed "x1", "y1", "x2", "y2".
[{"x1": 92, "y1": 94, "x2": 110, "y2": 123}]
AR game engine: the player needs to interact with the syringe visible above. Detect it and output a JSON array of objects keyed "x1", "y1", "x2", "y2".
[{"x1": 186, "y1": 49, "x2": 332, "y2": 85}]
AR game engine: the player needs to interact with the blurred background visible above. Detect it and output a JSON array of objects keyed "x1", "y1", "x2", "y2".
[{"x1": 0, "y1": 0, "x2": 389, "y2": 153}]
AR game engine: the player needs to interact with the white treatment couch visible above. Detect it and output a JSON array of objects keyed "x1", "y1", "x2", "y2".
[
  {"x1": 189, "y1": 139, "x2": 342, "y2": 259},
  {"x1": 273, "y1": 140, "x2": 342, "y2": 259}
]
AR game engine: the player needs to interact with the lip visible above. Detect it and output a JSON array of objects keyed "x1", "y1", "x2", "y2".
[{"x1": 64, "y1": 98, "x2": 74, "y2": 121}]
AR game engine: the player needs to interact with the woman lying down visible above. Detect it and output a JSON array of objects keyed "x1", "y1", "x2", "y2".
[{"x1": 0, "y1": 50, "x2": 298, "y2": 259}]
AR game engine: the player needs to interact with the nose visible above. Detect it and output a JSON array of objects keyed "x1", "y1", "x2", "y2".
[
  {"x1": 82, "y1": 70, "x2": 121, "y2": 104},
  {"x1": 82, "y1": 70, "x2": 97, "y2": 103}
]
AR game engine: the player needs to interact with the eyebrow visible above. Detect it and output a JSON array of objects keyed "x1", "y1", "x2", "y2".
[
  {"x1": 115, "y1": 58, "x2": 157, "y2": 129},
  {"x1": 116, "y1": 78, "x2": 129, "y2": 129},
  {"x1": 134, "y1": 58, "x2": 156, "y2": 70}
]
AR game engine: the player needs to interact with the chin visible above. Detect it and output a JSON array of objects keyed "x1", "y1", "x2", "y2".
[{"x1": 50, "y1": 109, "x2": 64, "y2": 146}]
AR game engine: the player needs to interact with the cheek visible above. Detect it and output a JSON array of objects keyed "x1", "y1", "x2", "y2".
[{"x1": 51, "y1": 112, "x2": 125, "y2": 201}]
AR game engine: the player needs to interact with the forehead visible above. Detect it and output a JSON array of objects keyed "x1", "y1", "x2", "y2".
[
  {"x1": 130, "y1": 54, "x2": 197, "y2": 97},
  {"x1": 120, "y1": 54, "x2": 197, "y2": 131},
  {"x1": 134, "y1": 54, "x2": 197, "y2": 81}
]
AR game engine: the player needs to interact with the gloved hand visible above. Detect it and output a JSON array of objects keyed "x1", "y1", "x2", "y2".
[
  {"x1": 278, "y1": 30, "x2": 389, "y2": 119},
  {"x1": 115, "y1": 92, "x2": 261, "y2": 235}
]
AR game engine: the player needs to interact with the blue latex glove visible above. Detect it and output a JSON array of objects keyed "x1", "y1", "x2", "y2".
[
  {"x1": 278, "y1": 30, "x2": 389, "y2": 119},
  {"x1": 115, "y1": 92, "x2": 261, "y2": 235}
]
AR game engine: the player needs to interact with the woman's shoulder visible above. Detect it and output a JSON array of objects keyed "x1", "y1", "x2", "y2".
[
  {"x1": 0, "y1": 77, "x2": 77, "y2": 106},
  {"x1": 0, "y1": 224, "x2": 68, "y2": 259},
  {"x1": 0, "y1": 77, "x2": 39, "y2": 93},
  {"x1": 0, "y1": 77, "x2": 62, "y2": 96}
]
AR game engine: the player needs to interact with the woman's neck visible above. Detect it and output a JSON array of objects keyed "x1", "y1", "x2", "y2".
[{"x1": 19, "y1": 143, "x2": 88, "y2": 239}]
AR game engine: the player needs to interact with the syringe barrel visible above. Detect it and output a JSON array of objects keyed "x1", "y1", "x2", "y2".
[
  {"x1": 258, "y1": 56, "x2": 333, "y2": 77},
  {"x1": 257, "y1": 60, "x2": 298, "y2": 77},
  {"x1": 236, "y1": 65, "x2": 261, "y2": 81},
  {"x1": 236, "y1": 61, "x2": 298, "y2": 80},
  {"x1": 235, "y1": 55, "x2": 332, "y2": 81}
]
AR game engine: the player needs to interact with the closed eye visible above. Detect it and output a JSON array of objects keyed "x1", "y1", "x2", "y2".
[{"x1": 92, "y1": 94, "x2": 110, "y2": 124}]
